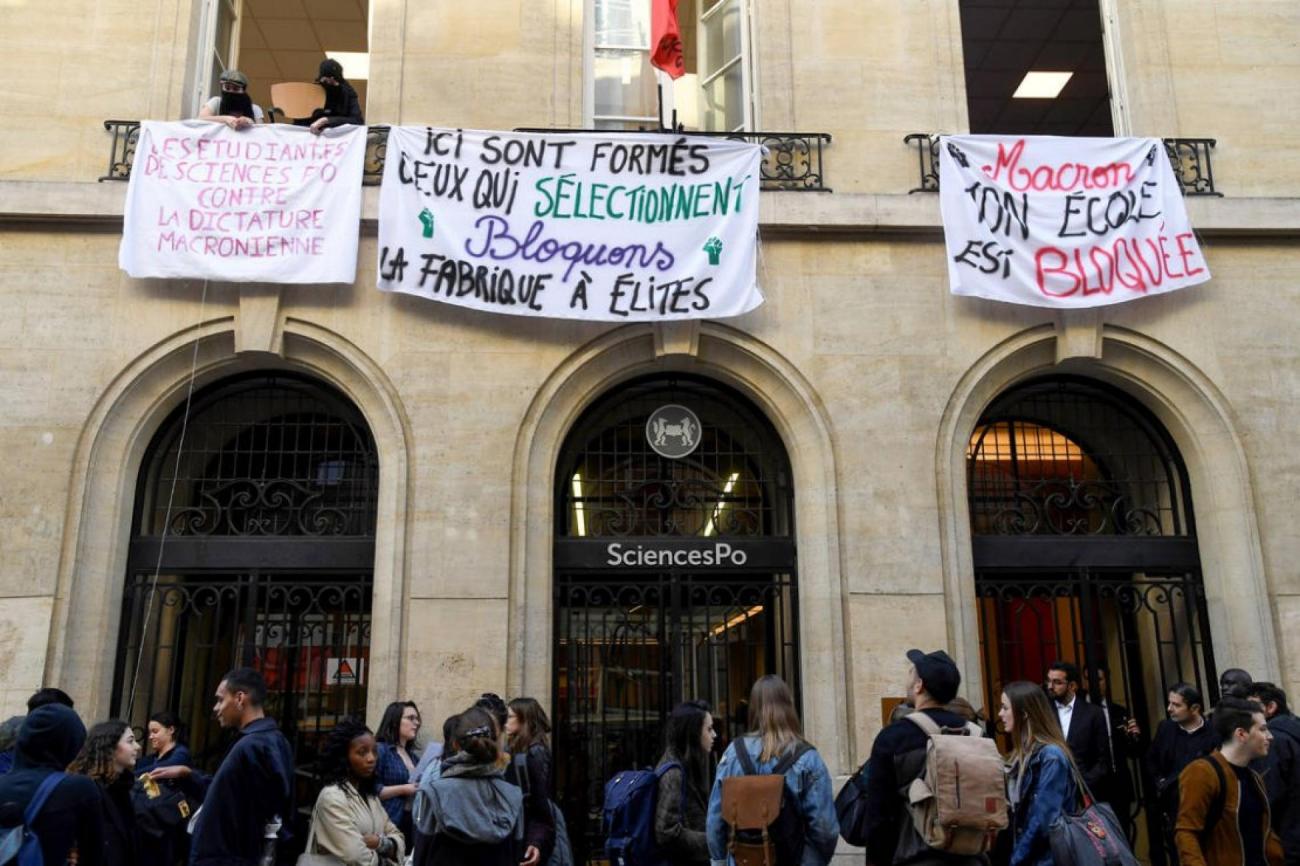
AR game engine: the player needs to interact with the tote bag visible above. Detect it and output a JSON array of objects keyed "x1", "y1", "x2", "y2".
[{"x1": 1047, "y1": 762, "x2": 1139, "y2": 866}]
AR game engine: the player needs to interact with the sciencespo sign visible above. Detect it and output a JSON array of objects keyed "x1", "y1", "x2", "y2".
[{"x1": 552, "y1": 538, "x2": 795, "y2": 571}]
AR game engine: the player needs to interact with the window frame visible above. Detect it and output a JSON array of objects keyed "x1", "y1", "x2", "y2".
[
  {"x1": 583, "y1": 0, "x2": 758, "y2": 132},
  {"x1": 189, "y1": 0, "x2": 243, "y2": 116}
]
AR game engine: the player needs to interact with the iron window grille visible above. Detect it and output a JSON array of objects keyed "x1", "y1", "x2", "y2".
[{"x1": 904, "y1": 133, "x2": 1221, "y2": 196}]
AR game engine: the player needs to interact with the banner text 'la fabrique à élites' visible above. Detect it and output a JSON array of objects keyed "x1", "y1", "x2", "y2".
[{"x1": 377, "y1": 127, "x2": 764, "y2": 321}]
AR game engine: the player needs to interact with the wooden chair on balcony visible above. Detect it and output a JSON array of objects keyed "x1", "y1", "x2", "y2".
[{"x1": 269, "y1": 82, "x2": 326, "y2": 124}]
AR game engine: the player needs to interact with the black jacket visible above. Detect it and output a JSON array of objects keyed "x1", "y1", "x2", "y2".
[
  {"x1": 861, "y1": 708, "x2": 986, "y2": 866},
  {"x1": 184, "y1": 717, "x2": 294, "y2": 866},
  {"x1": 97, "y1": 774, "x2": 138, "y2": 866},
  {"x1": 1059, "y1": 698, "x2": 1112, "y2": 800},
  {"x1": 295, "y1": 81, "x2": 364, "y2": 129},
  {"x1": 1146, "y1": 717, "x2": 1218, "y2": 812},
  {"x1": 0, "y1": 704, "x2": 106, "y2": 866},
  {"x1": 1261, "y1": 714, "x2": 1300, "y2": 866},
  {"x1": 505, "y1": 744, "x2": 556, "y2": 864}
]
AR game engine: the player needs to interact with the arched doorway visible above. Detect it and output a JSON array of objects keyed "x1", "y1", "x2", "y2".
[
  {"x1": 110, "y1": 372, "x2": 379, "y2": 822},
  {"x1": 968, "y1": 375, "x2": 1215, "y2": 861},
  {"x1": 553, "y1": 374, "x2": 798, "y2": 860}
]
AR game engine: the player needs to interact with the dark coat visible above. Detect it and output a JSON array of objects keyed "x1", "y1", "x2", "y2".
[
  {"x1": 294, "y1": 81, "x2": 364, "y2": 129},
  {"x1": 136, "y1": 744, "x2": 193, "y2": 866},
  {"x1": 653, "y1": 754, "x2": 709, "y2": 865},
  {"x1": 1260, "y1": 714, "x2": 1300, "y2": 866},
  {"x1": 97, "y1": 774, "x2": 138, "y2": 866},
  {"x1": 185, "y1": 717, "x2": 294, "y2": 866},
  {"x1": 505, "y1": 744, "x2": 556, "y2": 864},
  {"x1": 0, "y1": 705, "x2": 106, "y2": 866},
  {"x1": 1060, "y1": 698, "x2": 1112, "y2": 799},
  {"x1": 1146, "y1": 717, "x2": 1218, "y2": 818}
]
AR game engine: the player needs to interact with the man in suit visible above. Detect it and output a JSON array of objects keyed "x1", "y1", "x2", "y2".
[
  {"x1": 1047, "y1": 660, "x2": 1113, "y2": 799},
  {"x1": 1086, "y1": 665, "x2": 1144, "y2": 839}
]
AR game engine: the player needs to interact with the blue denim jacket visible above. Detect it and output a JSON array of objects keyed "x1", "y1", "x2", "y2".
[
  {"x1": 705, "y1": 737, "x2": 839, "y2": 866},
  {"x1": 1010, "y1": 744, "x2": 1077, "y2": 866}
]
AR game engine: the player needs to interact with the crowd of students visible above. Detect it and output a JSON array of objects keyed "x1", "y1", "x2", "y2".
[{"x1": 0, "y1": 656, "x2": 1295, "y2": 866}]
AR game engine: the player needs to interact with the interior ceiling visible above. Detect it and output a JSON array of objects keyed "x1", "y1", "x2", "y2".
[
  {"x1": 237, "y1": 0, "x2": 369, "y2": 117},
  {"x1": 960, "y1": 0, "x2": 1114, "y2": 136}
]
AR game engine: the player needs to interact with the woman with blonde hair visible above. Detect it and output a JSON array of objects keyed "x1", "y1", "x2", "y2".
[
  {"x1": 704, "y1": 675, "x2": 839, "y2": 865},
  {"x1": 998, "y1": 680, "x2": 1079, "y2": 866}
]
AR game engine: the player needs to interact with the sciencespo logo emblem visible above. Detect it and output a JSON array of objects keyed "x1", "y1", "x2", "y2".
[{"x1": 646, "y1": 404, "x2": 701, "y2": 459}]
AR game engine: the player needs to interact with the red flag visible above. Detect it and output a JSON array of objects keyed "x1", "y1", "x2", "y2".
[{"x1": 651, "y1": 0, "x2": 685, "y2": 79}]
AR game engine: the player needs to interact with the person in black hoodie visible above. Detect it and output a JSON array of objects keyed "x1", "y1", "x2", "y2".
[
  {"x1": 299, "y1": 58, "x2": 364, "y2": 135},
  {"x1": 68, "y1": 720, "x2": 141, "y2": 866},
  {"x1": 0, "y1": 703, "x2": 105, "y2": 866}
]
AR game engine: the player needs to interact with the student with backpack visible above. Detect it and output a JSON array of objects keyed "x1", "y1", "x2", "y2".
[
  {"x1": 0, "y1": 703, "x2": 105, "y2": 866},
  {"x1": 856, "y1": 650, "x2": 1005, "y2": 866},
  {"x1": 654, "y1": 701, "x2": 715, "y2": 865},
  {"x1": 999, "y1": 681, "x2": 1079, "y2": 866},
  {"x1": 705, "y1": 675, "x2": 838, "y2": 866},
  {"x1": 414, "y1": 707, "x2": 525, "y2": 866},
  {"x1": 1174, "y1": 698, "x2": 1282, "y2": 866},
  {"x1": 504, "y1": 698, "x2": 556, "y2": 866}
]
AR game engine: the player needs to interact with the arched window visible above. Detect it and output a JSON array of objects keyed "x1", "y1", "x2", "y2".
[
  {"x1": 552, "y1": 374, "x2": 796, "y2": 860},
  {"x1": 112, "y1": 373, "x2": 378, "y2": 818},
  {"x1": 968, "y1": 376, "x2": 1215, "y2": 851}
]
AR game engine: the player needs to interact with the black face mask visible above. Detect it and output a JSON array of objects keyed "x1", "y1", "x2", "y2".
[
  {"x1": 321, "y1": 82, "x2": 344, "y2": 111},
  {"x1": 219, "y1": 91, "x2": 255, "y2": 119}
]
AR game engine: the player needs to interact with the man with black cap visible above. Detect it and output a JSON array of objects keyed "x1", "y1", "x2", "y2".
[
  {"x1": 198, "y1": 69, "x2": 264, "y2": 129},
  {"x1": 858, "y1": 649, "x2": 987, "y2": 866},
  {"x1": 0, "y1": 703, "x2": 106, "y2": 865}
]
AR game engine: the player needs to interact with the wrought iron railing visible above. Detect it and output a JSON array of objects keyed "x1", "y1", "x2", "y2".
[
  {"x1": 101, "y1": 120, "x2": 393, "y2": 185},
  {"x1": 903, "y1": 133, "x2": 1221, "y2": 196},
  {"x1": 101, "y1": 120, "x2": 831, "y2": 191},
  {"x1": 514, "y1": 128, "x2": 832, "y2": 191}
]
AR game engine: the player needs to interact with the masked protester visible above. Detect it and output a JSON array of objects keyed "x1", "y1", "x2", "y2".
[
  {"x1": 198, "y1": 69, "x2": 264, "y2": 129},
  {"x1": 299, "y1": 58, "x2": 364, "y2": 135}
]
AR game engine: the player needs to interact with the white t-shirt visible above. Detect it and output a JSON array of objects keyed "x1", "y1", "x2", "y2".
[{"x1": 203, "y1": 96, "x2": 265, "y2": 123}]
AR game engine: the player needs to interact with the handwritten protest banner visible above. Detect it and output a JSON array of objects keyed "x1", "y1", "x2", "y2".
[
  {"x1": 119, "y1": 120, "x2": 366, "y2": 283},
  {"x1": 939, "y1": 135, "x2": 1210, "y2": 307},
  {"x1": 376, "y1": 127, "x2": 763, "y2": 320}
]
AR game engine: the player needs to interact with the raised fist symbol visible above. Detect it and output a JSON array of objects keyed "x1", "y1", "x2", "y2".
[{"x1": 703, "y1": 236, "x2": 723, "y2": 265}]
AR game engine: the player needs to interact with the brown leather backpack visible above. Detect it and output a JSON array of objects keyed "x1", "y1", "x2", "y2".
[{"x1": 719, "y1": 738, "x2": 813, "y2": 866}]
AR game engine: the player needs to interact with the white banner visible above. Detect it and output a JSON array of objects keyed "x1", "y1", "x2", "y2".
[
  {"x1": 376, "y1": 127, "x2": 763, "y2": 320},
  {"x1": 939, "y1": 135, "x2": 1210, "y2": 307},
  {"x1": 118, "y1": 120, "x2": 366, "y2": 283}
]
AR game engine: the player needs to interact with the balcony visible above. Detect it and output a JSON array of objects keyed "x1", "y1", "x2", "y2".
[
  {"x1": 903, "y1": 133, "x2": 1221, "y2": 197},
  {"x1": 100, "y1": 121, "x2": 832, "y2": 192}
]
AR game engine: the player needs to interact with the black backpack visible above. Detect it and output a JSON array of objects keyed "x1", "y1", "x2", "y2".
[{"x1": 724, "y1": 738, "x2": 813, "y2": 866}]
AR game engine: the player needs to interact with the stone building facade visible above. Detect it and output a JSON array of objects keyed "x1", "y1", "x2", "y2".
[{"x1": 1, "y1": 0, "x2": 1298, "y2": 860}]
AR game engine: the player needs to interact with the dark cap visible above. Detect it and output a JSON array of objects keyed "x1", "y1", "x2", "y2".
[{"x1": 907, "y1": 648, "x2": 961, "y2": 704}]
